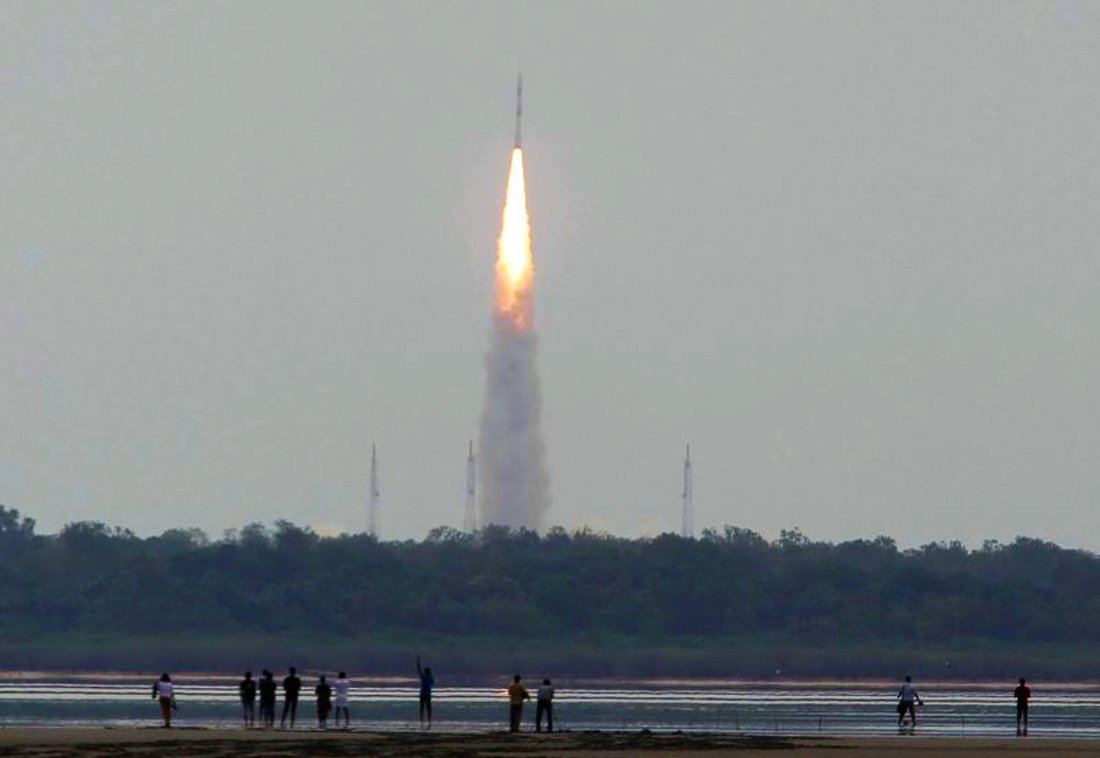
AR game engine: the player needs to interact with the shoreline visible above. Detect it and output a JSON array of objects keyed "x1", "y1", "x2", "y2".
[
  {"x1": 0, "y1": 727, "x2": 1095, "y2": 756},
  {"x1": 5, "y1": 670, "x2": 1099, "y2": 689}
]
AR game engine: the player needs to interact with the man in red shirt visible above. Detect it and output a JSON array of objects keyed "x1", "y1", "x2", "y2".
[{"x1": 1014, "y1": 677, "x2": 1031, "y2": 736}]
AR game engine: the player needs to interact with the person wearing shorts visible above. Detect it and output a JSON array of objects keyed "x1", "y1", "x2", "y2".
[{"x1": 333, "y1": 672, "x2": 351, "y2": 728}]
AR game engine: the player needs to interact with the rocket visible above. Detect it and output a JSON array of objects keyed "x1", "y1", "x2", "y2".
[{"x1": 514, "y1": 75, "x2": 523, "y2": 148}]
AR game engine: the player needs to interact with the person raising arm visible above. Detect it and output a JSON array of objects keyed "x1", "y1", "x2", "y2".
[{"x1": 416, "y1": 655, "x2": 435, "y2": 729}]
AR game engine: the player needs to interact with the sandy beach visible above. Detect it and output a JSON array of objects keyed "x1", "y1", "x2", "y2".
[{"x1": 1, "y1": 728, "x2": 1098, "y2": 757}]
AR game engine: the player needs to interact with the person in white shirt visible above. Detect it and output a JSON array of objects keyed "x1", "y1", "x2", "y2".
[
  {"x1": 535, "y1": 678, "x2": 555, "y2": 732},
  {"x1": 150, "y1": 673, "x2": 176, "y2": 728},
  {"x1": 333, "y1": 672, "x2": 351, "y2": 728},
  {"x1": 896, "y1": 675, "x2": 924, "y2": 727}
]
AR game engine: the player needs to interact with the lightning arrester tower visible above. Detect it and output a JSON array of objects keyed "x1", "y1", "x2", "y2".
[
  {"x1": 368, "y1": 443, "x2": 380, "y2": 538},
  {"x1": 464, "y1": 440, "x2": 477, "y2": 531},
  {"x1": 681, "y1": 444, "x2": 694, "y2": 539}
]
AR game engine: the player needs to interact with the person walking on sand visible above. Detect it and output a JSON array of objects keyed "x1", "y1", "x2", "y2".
[
  {"x1": 151, "y1": 673, "x2": 176, "y2": 728},
  {"x1": 896, "y1": 675, "x2": 924, "y2": 728},
  {"x1": 258, "y1": 670, "x2": 277, "y2": 728},
  {"x1": 315, "y1": 675, "x2": 333, "y2": 729},
  {"x1": 416, "y1": 655, "x2": 435, "y2": 729},
  {"x1": 535, "y1": 678, "x2": 555, "y2": 732},
  {"x1": 239, "y1": 671, "x2": 256, "y2": 727},
  {"x1": 508, "y1": 674, "x2": 530, "y2": 733},
  {"x1": 1014, "y1": 677, "x2": 1031, "y2": 736},
  {"x1": 333, "y1": 671, "x2": 351, "y2": 728},
  {"x1": 281, "y1": 666, "x2": 302, "y2": 728}
]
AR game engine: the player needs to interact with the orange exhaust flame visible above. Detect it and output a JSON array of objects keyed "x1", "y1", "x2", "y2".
[{"x1": 494, "y1": 148, "x2": 534, "y2": 329}]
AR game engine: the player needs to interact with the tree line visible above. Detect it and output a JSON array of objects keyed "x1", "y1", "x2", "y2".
[{"x1": 2, "y1": 504, "x2": 1099, "y2": 644}]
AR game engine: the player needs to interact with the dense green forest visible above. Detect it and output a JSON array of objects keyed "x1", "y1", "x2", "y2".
[{"x1": 2, "y1": 504, "x2": 1099, "y2": 678}]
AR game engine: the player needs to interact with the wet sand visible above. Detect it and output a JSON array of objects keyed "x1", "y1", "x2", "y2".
[{"x1": 0, "y1": 728, "x2": 1098, "y2": 757}]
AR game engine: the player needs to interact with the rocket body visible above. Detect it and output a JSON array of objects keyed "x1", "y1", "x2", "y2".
[{"x1": 514, "y1": 75, "x2": 523, "y2": 148}]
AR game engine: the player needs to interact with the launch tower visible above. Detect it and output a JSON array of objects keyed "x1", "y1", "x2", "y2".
[
  {"x1": 368, "y1": 444, "x2": 380, "y2": 538},
  {"x1": 682, "y1": 444, "x2": 694, "y2": 539},
  {"x1": 464, "y1": 440, "x2": 477, "y2": 531}
]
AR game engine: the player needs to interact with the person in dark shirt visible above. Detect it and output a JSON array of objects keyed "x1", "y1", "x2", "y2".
[
  {"x1": 238, "y1": 671, "x2": 256, "y2": 727},
  {"x1": 1014, "y1": 677, "x2": 1032, "y2": 736},
  {"x1": 258, "y1": 670, "x2": 277, "y2": 728},
  {"x1": 315, "y1": 675, "x2": 333, "y2": 729},
  {"x1": 281, "y1": 666, "x2": 302, "y2": 728},
  {"x1": 416, "y1": 655, "x2": 435, "y2": 729}
]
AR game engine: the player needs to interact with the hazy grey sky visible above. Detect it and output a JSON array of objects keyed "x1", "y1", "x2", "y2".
[{"x1": 2, "y1": 1, "x2": 1098, "y2": 548}]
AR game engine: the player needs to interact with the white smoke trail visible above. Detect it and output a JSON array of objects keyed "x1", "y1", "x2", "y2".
[
  {"x1": 480, "y1": 314, "x2": 550, "y2": 529},
  {"x1": 478, "y1": 148, "x2": 550, "y2": 529}
]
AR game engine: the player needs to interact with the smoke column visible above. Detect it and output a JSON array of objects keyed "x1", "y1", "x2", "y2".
[{"x1": 479, "y1": 147, "x2": 550, "y2": 529}]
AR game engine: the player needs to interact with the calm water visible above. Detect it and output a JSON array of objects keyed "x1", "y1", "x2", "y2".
[{"x1": 2, "y1": 676, "x2": 1099, "y2": 738}]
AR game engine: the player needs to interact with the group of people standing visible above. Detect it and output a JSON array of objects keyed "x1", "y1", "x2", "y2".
[
  {"x1": 507, "y1": 674, "x2": 556, "y2": 733},
  {"x1": 237, "y1": 668, "x2": 351, "y2": 729},
  {"x1": 155, "y1": 669, "x2": 1033, "y2": 735},
  {"x1": 417, "y1": 661, "x2": 557, "y2": 733},
  {"x1": 151, "y1": 660, "x2": 557, "y2": 732}
]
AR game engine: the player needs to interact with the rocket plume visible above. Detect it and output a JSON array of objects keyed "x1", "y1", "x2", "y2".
[
  {"x1": 494, "y1": 150, "x2": 535, "y2": 327},
  {"x1": 479, "y1": 144, "x2": 550, "y2": 529}
]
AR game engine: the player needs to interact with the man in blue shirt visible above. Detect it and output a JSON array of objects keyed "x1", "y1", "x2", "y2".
[{"x1": 416, "y1": 654, "x2": 435, "y2": 729}]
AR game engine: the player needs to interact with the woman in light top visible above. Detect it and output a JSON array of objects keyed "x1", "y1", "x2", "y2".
[
  {"x1": 151, "y1": 673, "x2": 176, "y2": 728},
  {"x1": 333, "y1": 672, "x2": 351, "y2": 728}
]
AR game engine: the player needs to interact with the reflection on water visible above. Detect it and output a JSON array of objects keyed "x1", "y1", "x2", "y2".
[{"x1": 2, "y1": 677, "x2": 1099, "y2": 737}]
